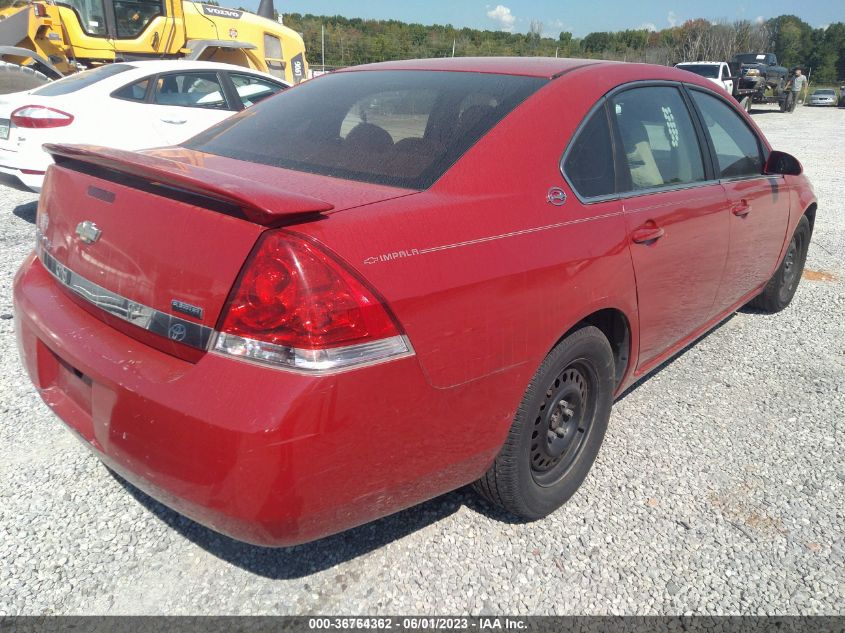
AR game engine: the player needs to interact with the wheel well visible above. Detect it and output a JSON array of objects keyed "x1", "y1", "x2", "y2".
[
  {"x1": 563, "y1": 309, "x2": 631, "y2": 389},
  {"x1": 804, "y1": 203, "x2": 817, "y2": 233}
]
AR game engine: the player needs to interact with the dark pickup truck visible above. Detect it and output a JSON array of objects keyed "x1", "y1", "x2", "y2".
[{"x1": 729, "y1": 53, "x2": 788, "y2": 98}]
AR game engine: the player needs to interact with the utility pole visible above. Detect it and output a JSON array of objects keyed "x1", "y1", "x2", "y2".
[
  {"x1": 451, "y1": 38, "x2": 456, "y2": 57},
  {"x1": 321, "y1": 24, "x2": 325, "y2": 72}
]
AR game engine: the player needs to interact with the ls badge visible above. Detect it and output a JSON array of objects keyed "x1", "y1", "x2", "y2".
[{"x1": 75, "y1": 221, "x2": 102, "y2": 244}]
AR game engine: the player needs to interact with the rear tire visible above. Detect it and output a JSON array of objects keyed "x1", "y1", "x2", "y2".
[
  {"x1": 473, "y1": 326, "x2": 615, "y2": 519},
  {"x1": 748, "y1": 215, "x2": 811, "y2": 313},
  {"x1": 0, "y1": 61, "x2": 50, "y2": 94}
]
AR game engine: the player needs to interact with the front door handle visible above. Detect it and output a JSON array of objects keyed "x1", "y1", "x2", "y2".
[
  {"x1": 631, "y1": 225, "x2": 666, "y2": 244},
  {"x1": 160, "y1": 118, "x2": 187, "y2": 125},
  {"x1": 731, "y1": 200, "x2": 752, "y2": 217}
]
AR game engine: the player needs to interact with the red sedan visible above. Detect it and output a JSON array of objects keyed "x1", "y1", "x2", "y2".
[{"x1": 14, "y1": 58, "x2": 816, "y2": 546}]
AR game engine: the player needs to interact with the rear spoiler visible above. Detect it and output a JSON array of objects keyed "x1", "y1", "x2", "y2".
[{"x1": 43, "y1": 144, "x2": 334, "y2": 225}]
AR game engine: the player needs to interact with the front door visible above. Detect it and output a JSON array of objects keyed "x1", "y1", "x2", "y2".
[
  {"x1": 610, "y1": 85, "x2": 730, "y2": 369},
  {"x1": 688, "y1": 89, "x2": 790, "y2": 308}
]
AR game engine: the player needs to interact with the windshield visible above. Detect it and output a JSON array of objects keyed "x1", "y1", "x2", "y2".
[
  {"x1": 186, "y1": 70, "x2": 546, "y2": 190},
  {"x1": 734, "y1": 54, "x2": 768, "y2": 65},
  {"x1": 677, "y1": 64, "x2": 719, "y2": 79},
  {"x1": 815, "y1": 89, "x2": 835, "y2": 95},
  {"x1": 32, "y1": 64, "x2": 135, "y2": 96},
  {"x1": 57, "y1": 0, "x2": 107, "y2": 36}
]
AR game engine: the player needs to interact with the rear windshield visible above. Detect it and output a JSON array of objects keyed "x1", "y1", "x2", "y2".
[
  {"x1": 185, "y1": 70, "x2": 546, "y2": 189},
  {"x1": 677, "y1": 64, "x2": 719, "y2": 78},
  {"x1": 33, "y1": 64, "x2": 135, "y2": 96}
]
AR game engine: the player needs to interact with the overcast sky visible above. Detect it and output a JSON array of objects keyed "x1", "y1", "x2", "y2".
[{"x1": 231, "y1": 0, "x2": 839, "y2": 37}]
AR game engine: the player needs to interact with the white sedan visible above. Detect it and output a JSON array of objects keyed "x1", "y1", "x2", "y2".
[{"x1": 0, "y1": 60, "x2": 288, "y2": 191}]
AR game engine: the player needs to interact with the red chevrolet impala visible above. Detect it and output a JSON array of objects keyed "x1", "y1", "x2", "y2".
[{"x1": 14, "y1": 58, "x2": 816, "y2": 546}]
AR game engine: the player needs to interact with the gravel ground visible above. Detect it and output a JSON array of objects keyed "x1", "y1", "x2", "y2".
[{"x1": 1, "y1": 104, "x2": 843, "y2": 616}]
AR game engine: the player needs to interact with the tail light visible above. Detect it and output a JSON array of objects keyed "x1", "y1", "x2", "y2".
[
  {"x1": 11, "y1": 106, "x2": 74, "y2": 129},
  {"x1": 213, "y1": 230, "x2": 412, "y2": 372},
  {"x1": 32, "y1": 2, "x2": 48, "y2": 16}
]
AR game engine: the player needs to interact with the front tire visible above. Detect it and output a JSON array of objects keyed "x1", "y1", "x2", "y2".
[
  {"x1": 748, "y1": 215, "x2": 811, "y2": 313},
  {"x1": 473, "y1": 325, "x2": 615, "y2": 519}
]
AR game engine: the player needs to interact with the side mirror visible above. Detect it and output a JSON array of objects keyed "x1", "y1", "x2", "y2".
[{"x1": 764, "y1": 150, "x2": 802, "y2": 176}]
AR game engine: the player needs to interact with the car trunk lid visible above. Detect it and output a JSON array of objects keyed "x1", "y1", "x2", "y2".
[{"x1": 37, "y1": 145, "x2": 417, "y2": 359}]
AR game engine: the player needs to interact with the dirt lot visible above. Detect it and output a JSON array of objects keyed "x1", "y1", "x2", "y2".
[{"x1": 0, "y1": 103, "x2": 843, "y2": 615}]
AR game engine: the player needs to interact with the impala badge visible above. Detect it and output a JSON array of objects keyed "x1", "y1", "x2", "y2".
[{"x1": 76, "y1": 221, "x2": 102, "y2": 244}]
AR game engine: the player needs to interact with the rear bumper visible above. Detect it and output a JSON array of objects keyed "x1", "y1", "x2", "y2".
[
  {"x1": 13, "y1": 253, "x2": 501, "y2": 546},
  {"x1": 0, "y1": 147, "x2": 47, "y2": 191}
]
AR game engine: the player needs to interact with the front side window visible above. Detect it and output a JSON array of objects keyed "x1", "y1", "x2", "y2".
[
  {"x1": 690, "y1": 90, "x2": 763, "y2": 179},
  {"x1": 185, "y1": 70, "x2": 546, "y2": 189},
  {"x1": 563, "y1": 105, "x2": 616, "y2": 199},
  {"x1": 230, "y1": 73, "x2": 286, "y2": 108},
  {"x1": 113, "y1": 0, "x2": 163, "y2": 38},
  {"x1": 611, "y1": 86, "x2": 706, "y2": 192},
  {"x1": 154, "y1": 72, "x2": 229, "y2": 110}
]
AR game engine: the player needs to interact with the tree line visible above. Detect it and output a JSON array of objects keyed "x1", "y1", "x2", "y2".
[{"x1": 277, "y1": 12, "x2": 845, "y2": 83}]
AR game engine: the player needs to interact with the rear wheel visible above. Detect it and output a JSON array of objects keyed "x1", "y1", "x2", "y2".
[
  {"x1": 0, "y1": 61, "x2": 50, "y2": 94},
  {"x1": 748, "y1": 215, "x2": 811, "y2": 313},
  {"x1": 473, "y1": 326, "x2": 615, "y2": 519}
]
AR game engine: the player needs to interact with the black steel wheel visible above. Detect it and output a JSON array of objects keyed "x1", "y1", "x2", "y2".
[
  {"x1": 473, "y1": 325, "x2": 615, "y2": 519},
  {"x1": 749, "y1": 214, "x2": 811, "y2": 313}
]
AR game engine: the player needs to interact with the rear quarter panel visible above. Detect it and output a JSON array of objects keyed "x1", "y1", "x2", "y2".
[{"x1": 299, "y1": 73, "x2": 639, "y2": 401}]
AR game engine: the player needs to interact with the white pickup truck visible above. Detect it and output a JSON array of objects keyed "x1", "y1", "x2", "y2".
[{"x1": 674, "y1": 61, "x2": 734, "y2": 94}]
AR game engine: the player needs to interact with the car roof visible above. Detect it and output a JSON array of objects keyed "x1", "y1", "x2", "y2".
[
  {"x1": 677, "y1": 61, "x2": 723, "y2": 65},
  {"x1": 337, "y1": 57, "x2": 609, "y2": 78},
  {"x1": 117, "y1": 60, "x2": 284, "y2": 81}
]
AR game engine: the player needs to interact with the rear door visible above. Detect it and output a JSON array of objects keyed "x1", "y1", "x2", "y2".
[
  {"x1": 610, "y1": 84, "x2": 730, "y2": 370},
  {"x1": 149, "y1": 71, "x2": 235, "y2": 144},
  {"x1": 687, "y1": 88, "x2": 789, "y2": 307}
]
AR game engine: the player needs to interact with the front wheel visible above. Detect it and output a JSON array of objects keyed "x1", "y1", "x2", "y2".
[
  {"x1": 473, "y1": 325, "x2": 615, "y2": 519},
  {"x1": 748, "y1": 215, "x2": 811, "y2": 313}
]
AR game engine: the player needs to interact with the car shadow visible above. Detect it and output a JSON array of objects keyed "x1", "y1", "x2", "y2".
[
  {"x1": 112, "y1": 471, "x2": 523, "y2": 579},
  {"x1": 13, "y1": 200, "x2": 37, "y2": 224},
  {"x1": 615, "y1": 312, "x2": 736, "y2": 402},
  {"x1": 748, "y1": 108, "x2": 788, "y2": 115}
]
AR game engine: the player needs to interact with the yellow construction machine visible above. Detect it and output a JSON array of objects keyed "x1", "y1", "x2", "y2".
[{"x1": 0, "y1": 0, "x2": 308, "y2": 93}]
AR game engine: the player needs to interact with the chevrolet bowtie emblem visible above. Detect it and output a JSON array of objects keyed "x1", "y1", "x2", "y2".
[{"x1": 75, "y1": 221, "x2": 102, "y2": 244}]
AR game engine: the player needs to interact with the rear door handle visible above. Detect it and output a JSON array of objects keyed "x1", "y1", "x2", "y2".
[
  {"x1": 631, "y1": 225, "x2": 665, "y2": 244},
  {"x1": 731, "y1": 200, "x2": 752, "y2": 217},
  {"x1": 160, "y1": 118, "x2": 187, "y2": 125}
]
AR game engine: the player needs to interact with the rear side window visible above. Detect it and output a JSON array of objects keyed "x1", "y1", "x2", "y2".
[
  {"x1": 611, "y1": 86, "x2": 706, "y2": 192},
  {"x1": 112, "y1": 77, "x2": 150, "y2": 102},
  {"x1": 689, "y1": 90, "x2": 763, "y2": 179},
  {"x1": 185, "y1": 70, "x2": 546, "y2": 189},
  {"x1": 32, "y1": 64, "x2": 134, "y2": 96},
  {"x1": 563, "y1": 106, "x2": 616, "y2": 199}
]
